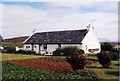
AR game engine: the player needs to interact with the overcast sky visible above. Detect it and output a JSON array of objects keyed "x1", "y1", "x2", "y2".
[{"x1": 0, "y1": 0, "x2": 118, "y2": 42}]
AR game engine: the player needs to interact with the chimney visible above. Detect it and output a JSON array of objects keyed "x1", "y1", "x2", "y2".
[
  {"x1": 86, "y1": 24, "x2": 94, "y2": 31},
  {"x1": 32, "y1": 29, "x2": 36, "y2": 34}
]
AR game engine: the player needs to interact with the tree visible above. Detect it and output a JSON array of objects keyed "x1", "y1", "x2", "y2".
[
  {"x1": 101, "y1": 42, "x2": 113, "y2": 51},
  {"x1": 97, "y1": 51, "x2": 112, "y2": 68},
  {"x1": 65, "y1": 46, "x2": 88, "y2": 71}
]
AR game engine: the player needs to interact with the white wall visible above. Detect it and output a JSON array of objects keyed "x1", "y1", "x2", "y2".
[
  {"x1": 46, "y1": 44, "x2": 58, "y2": 54},
  {"x1": 81, "y1": 30, "x2": 101, "y2": 54},
  {"x1": 46, "y1": 44, "x2": 82, "y2": 55},
  {"x1": 61, "y1": 44, "x2": 82, "y2": 48},
  {"x1": 33, "y1": 44, "x2": 40, "y2": 53},
  {"x1": 23, "y1": 44, "x2": 83, "y2": 55},
  {"x1": 23, "y1": 44, "x2": 32, "y2": 51}
]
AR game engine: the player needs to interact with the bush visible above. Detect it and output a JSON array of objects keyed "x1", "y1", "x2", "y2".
[
  {"x1": 66, "y1": 54, "x2": 88, "y2": 71},
  {"x1": 101, "y1": 42, "x2": 119, "y2": 60},
  {"x1": 3, "y1": 46, "x2": 16, "y2": 53},
  {"x1": 53, "y1": 48, "x2": 63, "y2": 56},
  {"x1": 15, "y1": 50, "x2": 36, "y2": 55},
  {"x1": 62, "y1": 46, "x2": 84, "y2": 56},
  {"x1": 62, "y1": 46, "x2": 78, "y2": 56},
  {"x1": 111, "y1": 52, "x2": 119, "y2": 60},
  {"x1": 101, "y1": 42, "x2": 113, "y2": 51},
  {"x1": 63, "y1": 46, "x2": 88, "y2": 71},
  {"x1": 96, "y1": 51, "x2": 112, "y2": 68}
]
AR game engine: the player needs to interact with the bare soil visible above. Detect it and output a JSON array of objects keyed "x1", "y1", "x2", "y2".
[{"x1": 8, "y1": 58, "x2": 96, "y2": 74}]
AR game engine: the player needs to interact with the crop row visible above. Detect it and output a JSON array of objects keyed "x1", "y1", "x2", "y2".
[{"x1": 2, "y1": 61, "x2": 98, "y2": 81}]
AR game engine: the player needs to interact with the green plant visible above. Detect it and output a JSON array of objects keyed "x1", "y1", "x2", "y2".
[
  {"x1": 101, "y1": 42, "x2": 113, "y2": 51},
  {"x1": 2, "y1": 61, "x2": 98, "y2": 80},
  {"x1": 3, "y1": 46, "x2": 16, "y2": 53},
  {"x1": 15, "y1": 50, "x2": 36, "y2": 55},
  {"x1": 62, "y1": 46, "x2": 83, "y2": 56},
  {"x1": 53, "y1": 48, "x2": 63, "y2": 56},
  {"x1": 63, "y1": 46, "x2": 88, "y2": 71},
  {"x1": 96, "y1": 51, "x2": 112, "y2": 68},
  {"x1": 111, "y1": 52, "x2": 119, "y2": 60},
  {"x1": 66, "y1": 54, "x2": 88, "y2": 71}
]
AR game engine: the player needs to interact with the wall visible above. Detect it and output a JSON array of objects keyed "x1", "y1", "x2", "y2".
[
  {"x1": 81, "y1": 30, "x2": 101, "y2": 54},
  {"x1": 46, "y1": 44, "x2": 58, "y2": 55},
  {"x1": 61, "y1": 44, "x2": 82, "y2": 48},
  {"x1": 24, "y1": 44, "x2": 83, "y2": 55},
  {"x1": 23, "y1": 44, "x2": 32, "y2": 51},
  {"x1": 47, "y1": 44, "x2": 82, "y2": 54},
  {"x1": 33, "y1": 44, "x2": 40, "y2": 53}
]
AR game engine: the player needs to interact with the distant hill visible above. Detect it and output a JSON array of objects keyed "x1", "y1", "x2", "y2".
[
  {"x1": 3, "y1": 36, "x2": 29, "y2": 43},
  {"x1": 2, "y1": 36, "x2": 29, "y2": 48}
]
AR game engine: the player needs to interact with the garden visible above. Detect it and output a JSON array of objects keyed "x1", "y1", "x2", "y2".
[{"x1": 1, "y1": 42, "x2": 119, "y2": 81}]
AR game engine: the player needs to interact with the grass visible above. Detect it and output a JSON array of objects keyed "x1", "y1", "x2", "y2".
[
  {"x1": 87, "y1": 60, "x2": 119, "y2": 80},
  {"x1": 1, "y1": 53, "x2": 49, "y2": 61},
  {"x1": 83, "y1": 55, "x2": 119, "y2": 80},
  {"x1": 1, "y1": 53, "x2": 67, "y2": 61},
  {"x1": 86, "y1": 55, "x2": 97, "y2": 60}
]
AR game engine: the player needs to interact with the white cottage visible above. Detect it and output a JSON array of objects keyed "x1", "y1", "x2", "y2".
[{"x1": 23, "y1": 24, "x2": 101, "y2": 55}]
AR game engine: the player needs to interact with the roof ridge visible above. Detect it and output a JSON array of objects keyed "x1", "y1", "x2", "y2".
[{"x1": 35, "y1": 29, "x2": 87, "y2": 34}]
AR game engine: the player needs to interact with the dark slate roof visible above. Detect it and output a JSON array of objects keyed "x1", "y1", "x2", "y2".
[{"x1": 24, "y1": 29, "x2": 88, "y2": 44}]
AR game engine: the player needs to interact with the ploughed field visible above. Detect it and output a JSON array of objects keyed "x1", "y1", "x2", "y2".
[{"x1": 8, "y1": 58, "x2": 96, "y2": 74}]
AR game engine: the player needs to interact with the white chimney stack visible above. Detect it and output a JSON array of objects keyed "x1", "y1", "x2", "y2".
[
  {"x1": 32, "y1": 29, "x2": 36, "y2": 34},
  {"x1": 86, "y1": 24, "x2": 94, "y2": 31}
]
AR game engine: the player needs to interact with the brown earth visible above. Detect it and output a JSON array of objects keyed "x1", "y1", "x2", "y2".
[{"x1": 8, "y1": 59, "x2": 96, "y2": 74}]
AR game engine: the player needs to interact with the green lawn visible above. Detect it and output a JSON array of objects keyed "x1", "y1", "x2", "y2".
[
  {"x1": 86, "y1": 55, "x2": 97, "y2": 60},
  {"x1": 1, "y1": 53, "x2": 66, "y2": 61},
  {"x1": 86, "y1": 55, "x2": 119, "y2": 80},
  {"x1": 87, "y1": 60, "x2": 119, "y2": 80},
  {"x1": 1, "y1": 53, "x2": 49, "y2": 61}
]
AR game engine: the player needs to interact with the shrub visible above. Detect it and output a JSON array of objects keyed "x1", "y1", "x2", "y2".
[
  {"x1": 3, "y1": 46, "x2": 16, "y2": 53},
  {"x1": 101, "y1": 42, "x2": 113, "y2": 51},
  {"x1": 15, "y1": 50, "x2": 36, "y2": 55},
  {"x1": 53, "y1": 48, "x2": 63, "y2": 56},
  {"x1": 77, "y1": 49, "x2": 85, "y2": 54},
  {"x1": 111, "y1": 52, "x2": 119, "y2": 60},
  {"x1": 62, "y1": 46, "x2": 84, "y2": 56},
  {"x1": 66, "y1": 54, "x2": 88, "y2": 71},
  {"x1": 96, "y1": 51, "x2": 112, "y2": 68},
  {"x1": 64, "y1": 46, "x2": 88, "y2": 71},
  {"x1": 53, "y1": 46, "x2": 85, "y2": 56}
]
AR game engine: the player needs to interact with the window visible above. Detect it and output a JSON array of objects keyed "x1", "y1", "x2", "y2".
[
  {"x1": 43, "y1": 44, "x2": 47, "y2": 50},
  {"x1": 26, "y1": 46, "x2": 30, "y2": 48},
  {"x1": 34, "y1": 46, "x2": 36, "y2": 48},
  {"x1": 88, "y1": 49, "x2": 99, "y2": 52}
]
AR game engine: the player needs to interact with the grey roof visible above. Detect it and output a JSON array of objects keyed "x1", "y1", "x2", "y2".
[{"x1": 24, "y1": 29, "x2": 88, "y2": 44}]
